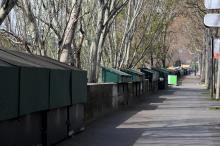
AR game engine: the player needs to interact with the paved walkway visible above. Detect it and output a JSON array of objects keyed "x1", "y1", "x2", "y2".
[{"x1": 58, "y1": 75, "x2": 220, "y2": 146}]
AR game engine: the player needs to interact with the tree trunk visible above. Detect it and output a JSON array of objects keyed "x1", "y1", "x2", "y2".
[
  {"x1": 201, "y1": 47, "x2": 206, "y2": 82},
  {"x1": 75, "y1": 51, "x2": 81, "y2": 68},
  {"x1": 118, "y1": 0, "x2": 143, "y2": 69},
  {"x1": 89, "y1": 17, "x2": 106, "y2": 81},
  {"x1": 59, "y1": 0, "x2": 82, "y2": 64},
  {"x1": 205, "y1": 30, "x2": 211, "y2": 88},
  {"x1": 0, "y1": 0, "x2": 17, "y2": 25},
  {"x1": 162, "y1": 58, "x2": 166, "y2": 68},
  {"x1": 22, "y1": 0, "x2": 44, "y2": 55},
  {"x1": 150, "y1": 52, "x2": 154, "y2": 67},
  {"x1": 199, "y1": 53, "x2": 202, "y2": 76},
  {"x1": 88, "y1": 2, "x2": 105, "y2": 82},
  {"x1": 75, "y1": 30, "x2": 85, "y2": 69}
]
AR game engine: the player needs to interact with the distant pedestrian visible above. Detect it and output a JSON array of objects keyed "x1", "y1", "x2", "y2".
[{"x1": 192, "y1": 63, "x2": 197, "y2": 76}]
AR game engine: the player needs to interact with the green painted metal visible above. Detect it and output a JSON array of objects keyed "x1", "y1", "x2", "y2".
[
  {"x1": 152, "y1": 68, "x2": 169, "y2": 89},
  {"x1": 160, "y1": 68, "x2": 170, "y2": 74},
  {"x1": 20, "y1": 67, "x2": 50, "y2": 115},
  {"x1": 102, "y1": 67, "x2": 132, "y2": 83},
  {"x1": 0, "y1": 48, "x2": 88, "y2": 119},
  {"x1": 49, "y1": 70, "x2": 71, "y2": 109},
  {"x1": 168, "y1": 75, "x2": 177, "y2": 85},
  {"x1": 121, "y1": 69, "x2": 144, "y2": 82},
  {"x1": 104, "y1": 71, "x2": 118, "y2": 83},
  {"x1": 71, "y1": 70, "x2": 87, "y2": 104},
  {"x1": 140, "y1": 68, "x2": 159, "y2": 82},
  {"x1": 5, "y1": 49, "x2": 82, "y2": 108},
  {"x1": 0, "y1": 66, "x2": 19, "y2": 121},
  {"x1": 152, "y1": 68, "x2": 169, "y2": 78}
]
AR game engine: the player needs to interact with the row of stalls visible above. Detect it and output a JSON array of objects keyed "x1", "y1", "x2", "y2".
[
  {"x1": 0, "y1": 49, "x2": 87, "y2": 146},
  {"x1": 102, "y1": 66, "x2": 190, "y2": 93},
  {"x1": 101, "y1": 67, "x2": 171, "y2": 96}
]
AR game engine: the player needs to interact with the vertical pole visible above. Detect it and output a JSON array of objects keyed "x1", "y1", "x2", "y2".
[
  {"x1": 211, "y1": 36, "x2": 214, "y2": 98},
  {"x1": 214, "y1": 59, "x2": 216, "y2": 94}
]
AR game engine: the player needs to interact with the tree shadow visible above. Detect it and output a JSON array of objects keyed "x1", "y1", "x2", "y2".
[
  {"x1": 57, "y1": 88, "x2": 176, "y2": 146},
  {"x1": 57, "y1": 79, "x2": 213, "y2": 146}
]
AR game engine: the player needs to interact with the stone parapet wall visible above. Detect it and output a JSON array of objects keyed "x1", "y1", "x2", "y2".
[{"x1": 86, "y1": 79, "x2": 153, "y2": 122}]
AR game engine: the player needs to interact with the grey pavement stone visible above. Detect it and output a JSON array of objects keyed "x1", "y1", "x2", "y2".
[{"x1": 58, "y1": 75, "x2": 220, "y2": 146}]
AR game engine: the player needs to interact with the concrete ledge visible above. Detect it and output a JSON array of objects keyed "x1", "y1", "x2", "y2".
[{"x1": 85, "y1": 80, "x2": 151, "y2": 122}]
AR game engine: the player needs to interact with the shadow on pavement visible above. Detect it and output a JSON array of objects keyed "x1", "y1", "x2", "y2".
[
  {"x1": 57, "y1": 88, "x2": 176, "y2": 146},
  {"x1": 58, "y1": 76, "x2": 211, "y2": 146}
]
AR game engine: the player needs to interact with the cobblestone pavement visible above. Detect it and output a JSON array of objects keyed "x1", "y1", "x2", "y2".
[{"x1": 58, "y1": 75, "x2": 220, "y2": 146}]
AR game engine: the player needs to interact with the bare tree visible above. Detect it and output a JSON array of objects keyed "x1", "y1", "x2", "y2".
[
  {"x1": 0, "y1": 0, "x2": 17, "y2": 25},
  {"x1": 58, "y1": 0, "x2": 82, "y2": 65},
  {"x1": 88, "y1": 0, "x2": 129, "y2": 82}
]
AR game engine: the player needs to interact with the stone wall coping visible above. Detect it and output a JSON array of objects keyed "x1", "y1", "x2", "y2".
[{"x1": 87, "y1": 82, "x2": 117, "y2": 86}]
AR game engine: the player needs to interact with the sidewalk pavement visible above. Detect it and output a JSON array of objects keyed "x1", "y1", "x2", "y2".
[{"x1": 58, "y1": 75, "x2": 220, "y2": 146}]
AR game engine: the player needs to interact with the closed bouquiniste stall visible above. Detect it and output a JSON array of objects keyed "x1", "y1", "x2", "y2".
[
  {"x1": 0, "y1": 48, "x2": 87, "y2": 146},
  {"x1": 0, "y1": 49, "x2": 50, "y2": 115},
  {"x1": 30, "y1": 53, "x2": 87, "y2": 105},
  {"x1": 31, "y1": 52, "x2": 88, "y2": 136},
  {"x1": 5, "y1": 50, "x2": 72, "y2": 109},
  {"x1": 0, "y1": 50, "x2": 44, "y2": 146},
  {"x1": 140, "y1": 68, "x2": 159, "y2": 92},
  {"x1": 121, "y1": 69, "x2": 145, "y2": 97},
  {"x1": 121, "y1": 68, "x2": 144, "y2": 82},
  {"x1": 152, "y1": 68, "x2": 169, "y2": 90},
  {"x1": 102, "y1": 67, "x2": 132, "y2": 83},
  {"x1": 5, "y1": 49, "x2": 86, "y2": 145}
]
